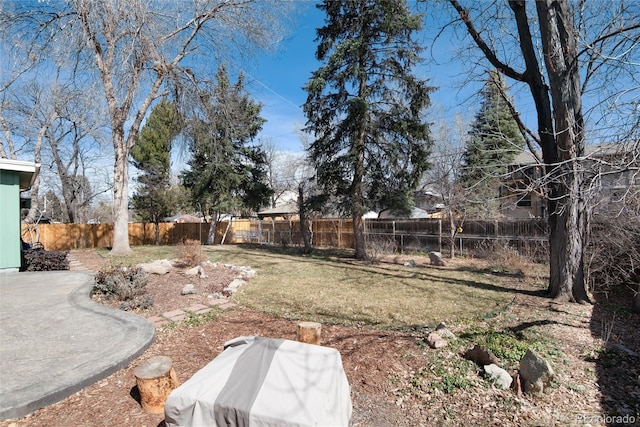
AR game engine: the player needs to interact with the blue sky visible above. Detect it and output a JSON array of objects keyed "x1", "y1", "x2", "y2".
[
  {"x1": 237, "y1": 2, "x2": 498, "y2": 153},
  {"x1": 240, "y1": 3, "x2": 324, "y2": 153},
  {"x1": 242, "y1": 1, "x2": 636, "y2": 156}
]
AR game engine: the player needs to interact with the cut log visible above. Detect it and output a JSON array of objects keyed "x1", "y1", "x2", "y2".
[
  {"x1": 134, "y1": 355, "x2": 179, "y2": 414},
  {"x1": 297, "y1": 321, "x2": 322, "y2": 345}
]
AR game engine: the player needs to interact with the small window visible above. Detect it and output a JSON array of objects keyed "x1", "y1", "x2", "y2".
[{"x1": 517, "y1": 193, "x2": 532, "y2": 207}]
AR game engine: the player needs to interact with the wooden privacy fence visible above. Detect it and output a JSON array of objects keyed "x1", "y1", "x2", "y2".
[
  {"x1": 21, "y1": 222, "x2": 217, "y2": 251},
  {"x1": 22, "y1": 218, "x2": 548, "y2": 254}
]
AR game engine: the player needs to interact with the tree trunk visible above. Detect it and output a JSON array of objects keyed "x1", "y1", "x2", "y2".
[
  {"x1": 353, "y1": 58, "x2": 368, "y2": 260},
  {"x1": 448, "y1": 215, "x2": 456, "y2": 259},
  {"x1": 206, "y1": 213, "x2": 218, "y2": 245},
  {"x1": 352, "y1": 180, "x2": 366, "y2": 259},
  {"x1": 111, "y1": 137, "x2": 132, "y2": 254},
  {"x1": 536, "y1": 0, "x2": 590, "y2": 303},
  {"x1": 154, "y1": 220, "x2": 160, "y2": 245},
  {"x1": 298, "y1": 184, "x2": 312, "y2": 254},
  {"x1": 134, "y1": 356, "x2": 179, "y2": 414},
  {"x1": 24, "y1": 115, "x2": 49, "y2": 224},
  {"x1": 296, "y1": 321, "x2": 322, "y2": 345},
  {"x1": 24, "y1": 174, "x2": 41, "y2": 224}
]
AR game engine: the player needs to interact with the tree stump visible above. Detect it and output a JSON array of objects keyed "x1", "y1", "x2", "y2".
[
  {"x1": 134, "y1": 356, "x2": 179, "y2": 414},
  {"x1": 297, "y1": 321, "x2": 322, "y2": 345}
]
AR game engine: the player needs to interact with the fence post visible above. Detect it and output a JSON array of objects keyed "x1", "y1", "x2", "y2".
[{"x1": 438, "y1": 219, "x2": 442, "y2": 253}]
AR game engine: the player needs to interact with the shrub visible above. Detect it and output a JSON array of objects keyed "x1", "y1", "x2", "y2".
[
  {"x1": 92, "y1": 266, "x2": 149, "y2": 303},
  {"x1": 587, "y1": 212, "x2": 640, "y2": 312},
  {"x1": 119, "y1": 296, "x2": 154, "y2": 311},
  {"x1": 23, "y1": 248, "x2": 69, "y2": 271},
  {"x1": 366, "y1": 236, "x2": 396, "y2": 264},
  {"x1": 471, "y1": 239, "x2": 531, "y2": 276},
  {"x1": 174, "y1": 239, "x2": 206, "y2": 268}
]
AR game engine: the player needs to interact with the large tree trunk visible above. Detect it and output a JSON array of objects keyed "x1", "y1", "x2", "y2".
[
  {"x1": 111, "y1": 137, "x2": 132, "y2": 254},
  {"x1": 24, "y1": 115, "x2": 50, "y2": 223},
  {"x1": 353, "y1": 56, "x2": 368, "y2": 260},
  {"x1": 352, "y1": 132, "x2": 366, "y2": 259},
  {"x1": 537, "y1": 0, "x2": 590, "y2": 303},
  {"x1": 298, "y1": 184, "x2": 312, "y2": 254},
  {"x1": 448, "y1": 214, "x2": 456, "y2": 259},
  {"x1": 154, "y1": 220, "x2": 160, "y2": 245},
  {"x1": 206, "y1": 211, "x2": 219, "y2": 245}
]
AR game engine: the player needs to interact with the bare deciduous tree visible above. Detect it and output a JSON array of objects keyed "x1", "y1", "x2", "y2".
[
  {"x1": 2, "y1": 0, "x2": 293, "y2": 254},
  {"x1": 422, "y1": 112, "x2": 473, "y2": 258},
  {"x1": 446, "y1": 0, "x2": 640, "y2": 302}
]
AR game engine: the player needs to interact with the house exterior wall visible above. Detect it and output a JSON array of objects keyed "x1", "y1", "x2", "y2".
[
  {"x1": 499, "y1": 163, "x2": 546, "y2": 218},
  {"x1": 500, "y1": 145, "x2": 638, "y2": 219},
  {"x1": 0, "y1": 170, "x2": 21, "y2": 271}
]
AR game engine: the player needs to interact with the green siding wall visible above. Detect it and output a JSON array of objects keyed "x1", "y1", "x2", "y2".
[{"x1": 0, "y1": 170, "x2": 21, "y2": 270}]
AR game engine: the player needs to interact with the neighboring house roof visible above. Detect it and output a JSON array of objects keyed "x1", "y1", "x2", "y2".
[
  {"x1": 0, "y1": 159, "x2": 40, "y2": 190},
  {"x1": 258, "y1": 203, "x2": 298, "y2": 219},
  {"x1": 417, "y1": 186, "x2": 443, "y2": 199},
  {"x1": 510, "y1": 143, "x2": 635, "y2": 166},
  {"x1": 164, "y1": 214, "x2": 203, "y2": 223},
  {"x1": 379, "y1": 207, "x2": 430, "y2": 219},
  {"x1": 512, "y1": 151, "x2": 540, "y2": 165}
]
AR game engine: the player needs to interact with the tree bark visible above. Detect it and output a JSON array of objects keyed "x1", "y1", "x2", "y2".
[
  {"x1": 111, "y1": 136, "x2": 132, "y2": 254},
  {"x1": 298, "y1": 183, "x2": 313, "y2": 254},
  {"x1": 448, "y1": 215, "x2": 456, "y2": 259},
  {"x1": 206, "y1": 212, "x2": 219, "y2": 245},
  {"x1": 352, "y1": 144, "x2": 366, "y2": 259},
  {"x1": 134, "y1": 356, "x2": 179, "y2": 414},
  {"x1": 536, "y1": 0, "x2": 590, "y2": 303},
  {"x1": 297, "y1": 321, "x2": 322, "y2": 345},
  {"x1": 352, "y1": 54, "x2": 368, "y2": 260},
  {"x1": 24, "y1": 113, "x2": 53, "y2": 223}
]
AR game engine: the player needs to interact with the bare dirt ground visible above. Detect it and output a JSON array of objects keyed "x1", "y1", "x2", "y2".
[{"x1": 1, "y1": 250, "x2": 638, "y2": 427}]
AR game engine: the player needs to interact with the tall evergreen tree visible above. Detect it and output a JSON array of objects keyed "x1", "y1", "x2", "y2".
[
  {"x1": 182, "y1": 64, "x2": 271, "y2": 244},
  {"x1": 303, "y1": 0, "x2": 433, "y2": 259},
  {"x1": 460, "y1": 69, "x2": 525, "y2": 217},
  {"x1": 130, "y1": 99, "x2": 182, "y2": 244}
]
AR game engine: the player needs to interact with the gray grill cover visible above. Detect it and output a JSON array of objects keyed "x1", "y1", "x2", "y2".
[{"x1": 164, "y1": 336, "x2": 352, "y2": 426}]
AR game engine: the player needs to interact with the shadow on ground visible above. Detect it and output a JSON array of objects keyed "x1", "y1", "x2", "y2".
[{"x1": 589, "y1": 288, "x2": 640, "y2": 426}]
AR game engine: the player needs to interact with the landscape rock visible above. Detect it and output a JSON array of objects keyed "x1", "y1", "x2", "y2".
[
  {"x1": 607, "y1": 342, "x2": 639, "y2": 358},
  {"x1": 519, "y1": 348, "x2": 555, "y2": 395},
  {"x1": 428, "y1": 251, "x2": 446, "y2": 267},
  {"x1": 138, "y1": 259, "x2": 172, "y2": 275},
  {"x1": 484, "y1": 364, "x2": 513, "y2": 390},
  {"x1": 224, "y1": 264, "x2": 256, "y2": 278},
  {"x1": 435, "y1": 322, "x2": 456, "y2": 339},
  {"x1": 227, "y1": 278, "x2": 246, "y2": 290},
  {"x1": 181, "y1": 284, "x2": 196, "y2": 295},
  {"x1": 404, "y1": 260, "x2": 417, "y2": 267},
  {"x1": 426, "y1": 332, "x2": 448, "y2": 349},
  {"x1": 463, "y1": 344, "x2": 500, "y2": 367},
  {"x1": 185, "y1": 265, "x2": 207, "y2": 278}
]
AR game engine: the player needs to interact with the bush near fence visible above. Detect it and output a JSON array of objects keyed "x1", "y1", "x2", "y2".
[{"x1": 22, "y1": 218, "x2": 548, "y2": 255}]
